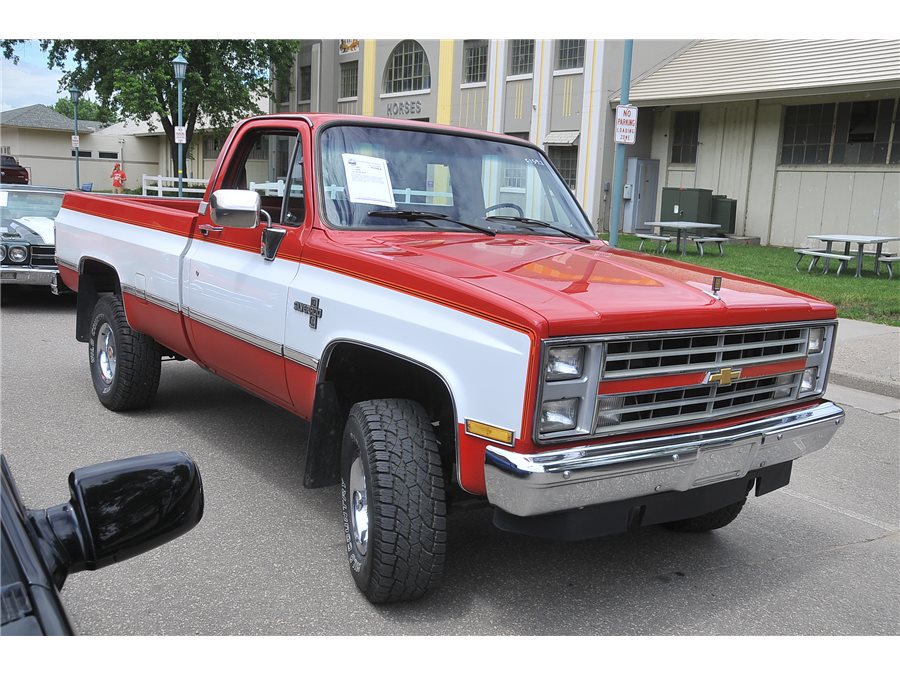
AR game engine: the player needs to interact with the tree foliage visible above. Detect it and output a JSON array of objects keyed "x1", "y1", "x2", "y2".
[
  {"x1": 53, "y1": 97, "x2": 118, "y2": 125},
  {"x1": 3, "y1": 39, "x2": 300, "y2": 173}
]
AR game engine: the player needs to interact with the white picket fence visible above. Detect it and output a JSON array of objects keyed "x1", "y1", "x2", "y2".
[{"x1": 142, "y1": 174, "x2": 209, "y2": 197}]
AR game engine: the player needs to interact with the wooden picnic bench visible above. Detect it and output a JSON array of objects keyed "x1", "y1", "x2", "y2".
[
  {"x1": 636, "y1": 233, "x2": 672, "y2": 253},
  {"x1": 794, "y1": 248, "x2": 854, "y2": 275},
  {"x1": 689, "y1": 236, "x2": 729, "y2": 256}
]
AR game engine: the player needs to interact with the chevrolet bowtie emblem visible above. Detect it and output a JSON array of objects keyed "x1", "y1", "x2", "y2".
[{"x1": 708, "y1": 367, "x2": 742, "y2": 386}]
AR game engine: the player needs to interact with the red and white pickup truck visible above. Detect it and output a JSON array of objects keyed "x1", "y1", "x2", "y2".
[{"x1": 55, "y1": 113, "x2": 845, "y2": 603}]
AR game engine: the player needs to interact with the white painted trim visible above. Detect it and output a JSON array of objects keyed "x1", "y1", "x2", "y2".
[{"x1": 380, "y1": 89, "x2": 432, "y2": 99}]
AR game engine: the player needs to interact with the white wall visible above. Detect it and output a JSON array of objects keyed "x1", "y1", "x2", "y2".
[{"x1": 652, "y1": 97, "x2": 900, "y2": 247}]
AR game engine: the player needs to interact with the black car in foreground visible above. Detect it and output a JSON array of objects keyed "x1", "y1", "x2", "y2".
[{"x1": 1, "y1": 452, "x2": 204, "y2": 635}]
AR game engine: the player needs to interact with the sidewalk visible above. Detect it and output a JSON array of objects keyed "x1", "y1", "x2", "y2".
[{"x1": 831, "y1": 318, "x2": 900, "y2": 399}]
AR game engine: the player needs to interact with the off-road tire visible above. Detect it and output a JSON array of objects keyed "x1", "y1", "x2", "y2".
[
  {"x1": 88, "y1": 294, "x2": 161, "y2": 411},
  {"x1": 662, "y1": 498, "x2": 746, "y2": 533},
  {"x1": 340, "y1": 399, "x2": 447, "y2": 603}
]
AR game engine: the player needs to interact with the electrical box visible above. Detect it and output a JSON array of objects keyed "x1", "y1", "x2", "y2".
[
  {"x1": 711, "y1": 196, "x2": 737, "y2": 234},
  {"x1": 623, "y1": 184, "x2": 633, "y2": 200},
  {"x1": 661, "y1": 188, "x2": 713, "y2": 222}
]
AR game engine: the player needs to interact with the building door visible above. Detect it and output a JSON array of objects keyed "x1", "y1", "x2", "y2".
[{"x1": 623, "y1": 158, "x2": 659, "y2": 233}]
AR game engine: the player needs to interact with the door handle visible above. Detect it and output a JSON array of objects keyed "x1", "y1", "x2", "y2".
[{"x1": 199, "y1": 224, "x2": 223, "y2": 236}]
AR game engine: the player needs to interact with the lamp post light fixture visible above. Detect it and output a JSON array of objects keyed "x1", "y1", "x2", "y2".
[
  {"x1": 68, "y1": 85, "x2": 81, "y2": 190},
  {"x1": 172, "y1": 52, "x2": 188, "y2": 198}
]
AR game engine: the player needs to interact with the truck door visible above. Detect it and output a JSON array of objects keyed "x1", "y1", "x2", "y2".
[{"x1": 183, "y1": 121, "x2": 308, "y2": 407}]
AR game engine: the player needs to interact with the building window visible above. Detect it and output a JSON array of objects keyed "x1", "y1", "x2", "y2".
[
  {"x1": 98, "y1": 151, "x2": 119, "y2": 159},
  {"x1": 781, "y1": 99, "x2": 898, "y2": 165},
  {"x1": 383, "y1": 40, "x2": 431, "y2": 94},
  {"x1": 299, "y1": 66, "x2": 312, "y2": 103},
  {"x1": 340, "y1": 61, "x2": 359, "y2": 99},
  {"x1": 671, "y1": 110, "x2": 700, "y2": 164},
  {"x1": 508, "y1": 40, "x2": 534, "y2": 76},
  {"x1": 203, "y1": 136, "x2": 224, "y2": 160},
  {"x1": 547, "y1": 145, "x2": 578, "y2": 189},
  {"x1": 70, "y1": 150, "x2": 92, "y2": 158},
  {"x1": 463, "y1": 40, "x2": 488, "y2": 84},
  {"x1": 556, "y1": 40, "x2": 584, "y2": 70}
]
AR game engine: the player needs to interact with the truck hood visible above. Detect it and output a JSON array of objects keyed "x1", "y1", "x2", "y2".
[{"x1": 351, "y1": 233, "x2": 835, "y2": 335}]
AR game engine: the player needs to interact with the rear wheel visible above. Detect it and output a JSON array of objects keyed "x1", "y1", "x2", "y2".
[
  {"x1": 662, "y1": 499, "x2": 746, "y2": 532},
  {"x1": 340, "y1": 399, "x2": 447, "y2": 603},
  {"x1": 88, "y1": 294, "x2": 161, "y2": 411}
]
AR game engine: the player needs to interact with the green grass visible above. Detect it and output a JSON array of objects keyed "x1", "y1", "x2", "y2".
[{"x1": 615, "y1": 234, "x2": 900, "y2": 327}]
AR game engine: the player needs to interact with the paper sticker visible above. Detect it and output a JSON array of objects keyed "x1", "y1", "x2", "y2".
[
  {"x1": 0, "y1": 191, "x2": 8, "y2": 208},
  {"x1": 342, "y1": 153, "x2": 395, "y2": 208}
]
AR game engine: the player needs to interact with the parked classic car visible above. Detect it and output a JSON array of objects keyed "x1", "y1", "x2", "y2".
[
  {"x1": 0, "y1": 155, "x2": 29, "y2": 185},
  {"x1": 1, "y1": 184, "x2": 65, "y2": 292},
  {"x1": 0, "y1": 452, "x2": 204, "y2": 635}
]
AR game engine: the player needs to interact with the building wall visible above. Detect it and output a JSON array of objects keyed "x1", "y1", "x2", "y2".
[
  {"x1": 276, "y1": 39, "x2": 689, "y2": 233},
  {"x1": 650, "y1": 90, "x2": 900, "y2": 246},
  {"x1": 3, "y1": 126, "x2": 158, "y2": 190}
]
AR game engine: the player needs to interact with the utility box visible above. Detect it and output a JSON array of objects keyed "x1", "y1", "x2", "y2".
[
  {"x1": 661, "y1": 187, "x2": 712, "y2": 222},
  {"x1": 711, "y1": 197, "x2": 737, "y2": 234}
]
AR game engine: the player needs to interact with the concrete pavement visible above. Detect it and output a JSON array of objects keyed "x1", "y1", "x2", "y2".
[{"x1": 832, "y1": 319, "x2": 900, "y2": 400}]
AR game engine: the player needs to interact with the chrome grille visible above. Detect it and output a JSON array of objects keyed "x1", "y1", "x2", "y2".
[
  {"x1": 596, "y1": 372, "x2": 801, "y2": 434},
  {"x1": 603, "y1": 327, "x2": 807, "y2": 379},
  {"x1": 30, "y1": 245, "x2": 56, "y2": 267}
]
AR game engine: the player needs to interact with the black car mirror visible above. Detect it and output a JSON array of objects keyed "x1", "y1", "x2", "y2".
[{"x1": 38, "y1": 452, "x2": 204, "y2": 581}]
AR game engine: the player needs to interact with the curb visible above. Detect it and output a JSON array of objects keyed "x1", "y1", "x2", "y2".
[{"x1": 830, "y1": 371, "x2": 900, "y2": 400}]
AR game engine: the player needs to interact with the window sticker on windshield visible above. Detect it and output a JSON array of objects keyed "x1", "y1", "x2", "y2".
[
  {"x1": 0, "y1": 192, "x2": 8, "y2": 208},
  {"x1": 341, "y1": 153, "x2": 396, "y2": 208}
]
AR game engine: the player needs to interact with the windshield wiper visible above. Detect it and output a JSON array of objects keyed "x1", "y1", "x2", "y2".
[
  {"x1": 485, "y1": 215, "x2": 592, "y2": 243},
  {"x1": 369, "y1": 209, "x2": 496, "y2": 237}
]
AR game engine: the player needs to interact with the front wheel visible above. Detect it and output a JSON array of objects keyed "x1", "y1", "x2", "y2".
[
  {"x1": 88, "y1": 294, "x2": 161, "y2": 411},
  {"x1": 340, "y1": 399, "x2": 447, "y2": 603}
]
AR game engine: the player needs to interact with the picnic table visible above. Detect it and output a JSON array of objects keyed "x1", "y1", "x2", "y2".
[
  {"x1": 642, "y1": 221, "x2": 725, "y2": 256},
  {"x1": 805, "y1": 234, "x2": 900, "y2": 277}
]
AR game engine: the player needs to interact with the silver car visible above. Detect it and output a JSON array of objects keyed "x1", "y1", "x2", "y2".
[{"x1": 1, "y1": 184, "x2": 66, "y2": 292}]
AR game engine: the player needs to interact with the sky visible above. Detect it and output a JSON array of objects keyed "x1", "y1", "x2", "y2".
[{"x1": 1, "y1": 41, "x2": 75, "y2": 111}]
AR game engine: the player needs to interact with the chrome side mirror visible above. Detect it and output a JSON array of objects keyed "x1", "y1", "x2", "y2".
[{"x1": 210, "y1": 189, "x2": 260, "y2": 229}]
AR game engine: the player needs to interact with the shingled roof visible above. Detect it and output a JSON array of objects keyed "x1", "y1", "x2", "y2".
[{"x1": 0, "y1": 104, "x2": 103, "y2": 133}]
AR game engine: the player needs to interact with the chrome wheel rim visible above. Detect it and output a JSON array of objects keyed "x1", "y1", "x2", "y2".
[
  {"x1": 96, "y1": 322, "x2": 117, "y2": 385},
  {"x1": 349, "y1": 456, "x2": 369, "y2": 556}
]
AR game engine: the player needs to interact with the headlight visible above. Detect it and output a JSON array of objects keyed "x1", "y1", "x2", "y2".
[
  {"x1": 799, "y1": 367, "x2": 819, "y2": 395},
  {"x1": 808, "y1": 327, "x2": 825, "y2": 354},
  {"x1": 546, "y1": 346, "x2": 584, "y2": 381},
  {"x1": 8, "y1": 246, "x2": 28, "y2": 263},
  {"x1": 540, "y1": 398, "x2": 579, "y2": 433},
  {"x1": 0, "y1": 244, "x2": 6, "y2": 261}
]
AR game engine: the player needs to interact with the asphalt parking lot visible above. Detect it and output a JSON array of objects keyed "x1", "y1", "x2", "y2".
[{"x1": 1, "y1": 286, "x2": 898, "y2": 636}]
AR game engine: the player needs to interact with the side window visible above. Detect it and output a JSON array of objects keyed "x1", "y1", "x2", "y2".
[
  {"x1": 283, "y1": 139, "x2": 305, "y2": 226},
  {"x1": 221, "y1": 129, "x2": 299, "y2": 223}
]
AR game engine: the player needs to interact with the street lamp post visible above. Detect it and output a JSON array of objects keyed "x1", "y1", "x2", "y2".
[
  {"x1": 69, "y1": 86, "x2": 81, "y2": 190},
  {"x1": 172, "y1": 52, "x2": 188, "y2": 198}
]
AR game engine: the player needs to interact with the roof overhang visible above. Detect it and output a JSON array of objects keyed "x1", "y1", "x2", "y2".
[{"x1": 613, "y1": 39, "x2": 900, "y2": 108}]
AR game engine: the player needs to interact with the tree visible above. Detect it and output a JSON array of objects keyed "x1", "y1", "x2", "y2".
[
  {"x1": 3, "y1": 39, "x2": 300, "y2": 175},
  {"x1": 53, "y1": 98, "x2": 118, "y2": 125}
]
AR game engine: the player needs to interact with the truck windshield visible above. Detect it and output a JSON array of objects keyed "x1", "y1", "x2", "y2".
[{"x1": 318, "y1": 124, "x2": 594, "y2": 240}]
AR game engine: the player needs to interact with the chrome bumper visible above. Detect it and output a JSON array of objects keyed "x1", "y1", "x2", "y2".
[
  {"x1": 484, "y1": 401, "x2": 844, "y2": 517},
  {"x1": 0, "y1": 267, "x2": 59, "y2": 287}
]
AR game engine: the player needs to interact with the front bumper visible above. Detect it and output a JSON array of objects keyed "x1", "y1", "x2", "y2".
[
  {"x1": 484, "y1": 401, "x2": 844, "y2": 517},
  {"x1": 1, "y1": 267, "x2": 59, "y2": 288}
]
